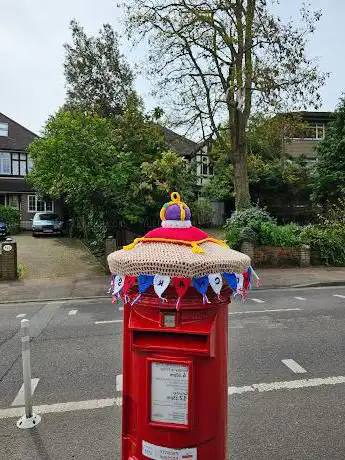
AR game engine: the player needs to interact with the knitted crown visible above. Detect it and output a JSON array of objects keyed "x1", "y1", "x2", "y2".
[{"x1": 160, "y1": 192, "x2": 191, "y2": 228}]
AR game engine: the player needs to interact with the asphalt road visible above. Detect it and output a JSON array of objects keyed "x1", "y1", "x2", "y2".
[{"x1": 1, "y1": 287, "x2": 345, "y2": 459}]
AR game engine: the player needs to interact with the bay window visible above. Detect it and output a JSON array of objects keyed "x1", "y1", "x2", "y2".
[{"x1": 0, "y1": 151, "x2": 31, "y2": 176}]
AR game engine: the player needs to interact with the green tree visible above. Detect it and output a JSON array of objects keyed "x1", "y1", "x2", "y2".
[
  {"x1": 205, "y1": 139, "x2": 313, "y2": 220},
  {"x1": 139, "y1": 150, "x2": 198, "y2": 224},
  {"x1": 141, "y1": 150, "x2": 197, "y2": 201},
  {"x1": 312, "y1": 98, "x2": 345, "y2": 206},
  {"x1": 28, "y1": 102, "x2": 166, "y2": 241},
  {"x1": 125, "y1": 0, "x2": 327, "y2": 209},
  {"x1": 247, "y1": 114, "x2": 309, "y2": 164},
  {"x1": 64, "y1": 20, "x2": 134, "y2": 117}
]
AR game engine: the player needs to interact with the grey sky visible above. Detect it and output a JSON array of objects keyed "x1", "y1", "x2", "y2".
[{"x1": 0, "y1": 0, "x2": 343, "y2": 135}]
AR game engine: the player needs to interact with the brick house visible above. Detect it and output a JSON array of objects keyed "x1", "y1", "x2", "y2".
[
  {"x1": 0, "y1": 113, "x2": 62, "y2": 229},
  {"x1": 283, "y1": 111, "x2": 334, "y2": 161}
]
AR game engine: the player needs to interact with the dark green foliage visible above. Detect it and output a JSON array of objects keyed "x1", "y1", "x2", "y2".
[
  {"x1": 28, "y1": 104, "x2": 167, "y2": 243},
  {"x1": 225, "y1": 206, "x2": 302, "y2": 248},
  {"x1": 190, "y1": 199, "x2": 213, "y2": 227},
  {"x1": 226, "y1": 206, "x2": 274, "y2": 232},
  {"x1": 259, "y1": 222, "x2": 301, "y2": 248},
  {"x1": 225, "y1": 206, "x2": 273, "y2": 248},
  {"x1": 64, "y1": 20, "x2": 134, "y2": 117},
  {"x1": 301, "y1": 226, "x2": 345, "y2": 266},
  {"x1": 312, "y1": 98, "x2": 345, "y2": 205},
  {"x1": 301, "y1": 198, "x2": 345, "y2": 265},
  {"x1": 0, "y1": 206, "x2": 20, "y2": 234}
]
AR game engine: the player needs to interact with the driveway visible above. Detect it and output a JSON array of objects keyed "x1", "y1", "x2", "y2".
[{"x1": 15, "y1": 234, "x2": 103, "y2": 280}]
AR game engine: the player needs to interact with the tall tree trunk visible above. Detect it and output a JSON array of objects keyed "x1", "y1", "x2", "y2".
[{"x1": 231, "y1": 108, "x2": 251, "y2": 209}]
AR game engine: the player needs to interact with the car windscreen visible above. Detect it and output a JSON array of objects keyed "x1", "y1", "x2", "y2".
[{"x1": 38, "y1": 214, "x2": 59, "y2": 221}]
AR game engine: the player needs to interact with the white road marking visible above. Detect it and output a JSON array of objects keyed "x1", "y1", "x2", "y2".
[
  {"x1": 11, "y1": 378, "x2": 40, "y2": 406},
  {"x1": 229, "y1": 308, "x2": 302, "y2": 315},
  {"x1": 333, "y1": 294, "x2": 345, "y2": 299},
  {"x1": 116, "y1": 374, "x2": 123, "y2": 392},
  {"x1": 0, "y1": 397, "x2": 123, "y2": 420},
  {"x1": 94, "y1": 319, "x2": 123, "y2": 324},
  {"x1": 294, "y1": 297, "x2": 306, "y2": 301},
  {"x1": 251, "y1": 298, "x2": 265, "y2": 304},
  {"x1": 281, "y1": 359, "x2": 307, "y2": 374},
  {"x1": 68, "y1": 310, "x2": 78, "y2": 315},
  {"x1": 16, "y1": 314, "x2": 27, "y2": 318},
  {"x1": 229, "y1": 375, "x2": 345, "y2": 395},
  {"x1": 3, "y1": 374, "x2": 345, "y2": 418}
]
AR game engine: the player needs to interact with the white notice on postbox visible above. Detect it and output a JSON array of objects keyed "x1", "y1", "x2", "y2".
[
  {"x1": 151, "y1": 362, "x2": 189, "y2": 425},
  {"x1": 142, "y1": 441, "x2": 197, "y2": 460}
]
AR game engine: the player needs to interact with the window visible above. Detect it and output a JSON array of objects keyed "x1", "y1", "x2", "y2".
[
  {"x1": 0, "y1": 152, "x2": 11, "y2": 175},
  {"x1": 28, "y1": 195, "x2": 54, "y2": 213},
  {"x1": 0, "y1": 123, "x2": 8, "y2": 137},
  {"x1": 38, "y1": 213, "x2": 59, "y2": 221},
  {"x1": 0, "y1": 151, "x2": 30, "y2": 176},
  {"x1": 11, "y1": 152, "x2": 28, "y2": 176},
  {"x1": 297, "y1": 123, "x2": 325, "y2": 140},
  {"x1": 7, "y1": 195, "x2": 20, "y2": 209},
  {"x1": 200, "y1": 154, "x2": 214, "y2": 177},
  {"x1": 27, "y1": 156, "x2": 33, "y2": 172}
]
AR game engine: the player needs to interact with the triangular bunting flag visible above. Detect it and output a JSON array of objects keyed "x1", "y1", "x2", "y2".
[
  {"x1": 173, "y1": 277, "x2": 191, "y2": 310},
  {"x1": 223, "y1": 272, "x2": 237, "y2": 291},
  {"x1": 154, "y1": 275, "x2": 170, "y2": 300},
  {"x1": 208, "y1": 273, "x2": 223, "y2": 296},
  {"x1": 138, "y1": 274, "x2": 154, "y2": 293},
  {"x1": 193, "y1": 276, "x2": 210, "y2": 304}
]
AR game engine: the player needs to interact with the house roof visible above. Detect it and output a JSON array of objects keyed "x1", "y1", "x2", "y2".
[
  {"x1": 0, "y1": 178, "x2": 34, "y2": 193},
  {"x1": 0, "y1": 113, "x2": 37, "y2": 151},
  {"x1": 282, "y1": 111, "x2": 334, "y2": 123},
  {"x1": 160, "y1": 126, "x2": 200, "y2": 158}
]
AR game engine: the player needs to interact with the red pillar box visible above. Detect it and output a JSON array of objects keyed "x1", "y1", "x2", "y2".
[{"x1": 108, "y1": 192, "x2": 252, "y2": 460}]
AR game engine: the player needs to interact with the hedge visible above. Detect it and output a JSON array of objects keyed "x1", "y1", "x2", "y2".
[{"x1": 0, "y1": 205, "x2": 21, "y2": 234}]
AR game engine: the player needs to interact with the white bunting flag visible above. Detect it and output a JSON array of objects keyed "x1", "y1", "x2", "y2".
[
  {"x1": 113, "y1": 275, "x2": 125, "y2": 295},
  {"x1": 208, "y1": 273, "x2": 223, "y2": 295},
  {"x1": 236, "y1": 273, "x2": 244, "y2": 295},
  {"x1": 154, "y1": 275, "x2": 171, "y2": 299}
]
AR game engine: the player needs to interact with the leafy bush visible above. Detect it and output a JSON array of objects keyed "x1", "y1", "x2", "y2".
[
  {"x1": 227, "y1": 206, "x2": 274, "y2": 231},
  {"x1": 259, "y1": 222, "x2": 301, "y2": 247},
  {"x1": 301, "y1": 225, "x2": 345, "y2": 266},
  {"x1": 191, "y1": 199, "x2": 213, "y2": 226},
  {"x1": 225, "y1": 206, "x2": 273, "y2": 248},
  {"x1": 0, "y1": 206, "x2": 20, "y2": 234},
  {"x1": 298, "y1": 199, "x2": 345, "y2": 266}
]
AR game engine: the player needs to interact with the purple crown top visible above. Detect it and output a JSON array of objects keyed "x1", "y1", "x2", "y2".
[{"x1": 165, "y1": 204, "x2": 191, "y2": 221}]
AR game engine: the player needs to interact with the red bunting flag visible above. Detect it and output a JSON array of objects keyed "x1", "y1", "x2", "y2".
[
  {"x1": 173, "y1": 277, "x2": 191, "y2": 310},
  {"x1": 122, "y1": 275, "x2": 136, "y2": 304}
]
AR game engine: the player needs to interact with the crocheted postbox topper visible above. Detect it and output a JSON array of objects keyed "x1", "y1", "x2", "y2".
[{"x1": 107, "y1": 192, "x2": 257, "y2": 305}]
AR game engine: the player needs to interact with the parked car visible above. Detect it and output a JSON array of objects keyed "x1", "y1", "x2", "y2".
[
  {"x1": 0, "y1": 221, "x2": 9, "y2": 240},
  {"x1": 32, "y1": 213, "x2": 64, "y2": 237}
]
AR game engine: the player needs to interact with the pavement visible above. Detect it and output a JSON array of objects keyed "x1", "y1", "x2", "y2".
[
  {"x1": 15, "y1": 234, "x2": 103, "y2": 280},
  {"x1": 2, "y1": 266, "x2": 345, "y2": 303},
  {"x1": 2, "y1": 287, "x2": 345, "y2": 458}
]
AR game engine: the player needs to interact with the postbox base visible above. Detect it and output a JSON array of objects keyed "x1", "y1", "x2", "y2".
[{"x1": 124, "y1": 436, "x2": 226, "y2": 460}]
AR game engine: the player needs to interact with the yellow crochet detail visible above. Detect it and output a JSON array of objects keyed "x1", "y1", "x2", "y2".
[
  {"x1": 160, "y1": 191, "x2": 190, "y2": 222},
  {"x1": 123, "y1": 236, "x2": 228, "y2": 253},
  {"x1": 123, "y1": 238, "x2": 142, "y2": 251}
]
